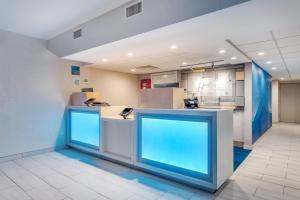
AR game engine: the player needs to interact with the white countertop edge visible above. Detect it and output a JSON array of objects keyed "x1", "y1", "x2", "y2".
[
  {"x1": 134, "y1": 108, "x2": 233, "y2": 113},
  {"x1": 102, "y1": 116, "x2": 134, "y2": 122},
  {"x1": 67, "y1": 106, "x2": 101, "y2": 112}
]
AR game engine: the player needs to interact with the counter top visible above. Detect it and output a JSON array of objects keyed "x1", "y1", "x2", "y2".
[
  {"x1": 198, "y1": 105, "x2": 244, "y2": 111},
  {"x1": 135, "y1": 107, "x2": 233, "y2": 113},
  {"x1": 67, "y1": 106, "x2": 101, "y2": 112}
]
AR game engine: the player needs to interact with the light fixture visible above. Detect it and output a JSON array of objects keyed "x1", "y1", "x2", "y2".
[
  {"x1": 182, "y1": 62, "x2": 187, "y2": 65},
  {"x1": 102, "y1": 58, "x2": 108, "y2": 62},
  {"x1": 131, "y1": 68, "x2": 136, "y2": 72},
  {"x1": 231, "y1": 56, "x2": 237, "y2": 60},
  {"x1": 170, "y1": 45, "x2": 177, "y2": 49},
  {"x1": 280, "y1": 77, "x2": 285, "y2": 80},
  {"x1": 258, "y1": 52, "x2": 265, "y2": 56},
  {"x1": 266, "y1": 61, "x2": 272, "y2": 64},
  {"x1": 219, "y1": 50, "x2": 226, "y2": 54},
  {"x1": 128, "y1": 52, "x2": 133, "y2": 57},
  {"x1": 271, "y1": 67, "x2": 277, "y2": 70},
  {"x1": 163, "y1": 75, "x2": 168, "y2": 78}
]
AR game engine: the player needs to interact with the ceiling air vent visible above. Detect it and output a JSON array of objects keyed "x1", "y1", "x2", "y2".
[
  {"x1": 135, "y1": 65, "x2": 159, "y2": 71},
  {"x1": 126, "y1": 1, "x2": 142, "y2": 18},
  {"x1": 73, "y1": 29, "x2": 82, "y2": 39}
]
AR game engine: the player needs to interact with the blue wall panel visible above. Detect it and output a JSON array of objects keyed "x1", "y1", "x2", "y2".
[
  {"x1": 137, "y1": 114, "x2": 212, "y2": 180},
  {"x1": 252, "y1": 62, "x2": 272, "y2": 143}
]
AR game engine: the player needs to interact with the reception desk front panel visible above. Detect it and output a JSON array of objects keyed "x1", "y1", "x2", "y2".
[
  {"x1": 137, "y1": 114, "x2": 212, "y2": 180},
  {"x1": 69, "y1": 110, "x2": 100, "y2": 149},
  {"x1": 66, "y1": 107, "x2": 233, "y2": 192}
]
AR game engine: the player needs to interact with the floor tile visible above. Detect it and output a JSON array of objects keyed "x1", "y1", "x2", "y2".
[
  {"x1": 12, "y1": 174, "x2": 47, "y2": 191},
  {"x1": 42, "y1": 173, "x2": 76, "y2": 189},
  {"x1": 27, "y1": 184, "x2": 66, "y2": 200},
  {"x1": 0, "y1": 161, "x2": 31, "y2": 178},
  {"x1": 0, "y1": 173, "x2": 16, "y2": 190},
  {"x1": 0, "y1": 186, "x2": 31, "y2": 200},
  {"x1": 60, "y1": 183, "x2": 101, "y2": 200}
]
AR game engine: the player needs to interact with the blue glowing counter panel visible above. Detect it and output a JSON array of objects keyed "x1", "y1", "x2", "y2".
[
  {"x1": 138, "y1": 114, "x2": 212, "y2": 179},
  {"x1": 70, "y1": 110, "x2": 100, "y2": 148}
]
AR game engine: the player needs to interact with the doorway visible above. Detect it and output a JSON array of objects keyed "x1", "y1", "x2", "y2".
[{"x1": 280, "y1": 83, "x2": 300, "y2": 123}]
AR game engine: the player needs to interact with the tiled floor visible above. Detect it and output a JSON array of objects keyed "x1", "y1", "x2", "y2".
[{"x1": 0, "y1": 123, "x2": 300, "y2": 200}]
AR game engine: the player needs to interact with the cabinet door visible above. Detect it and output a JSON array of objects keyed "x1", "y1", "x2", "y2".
[{"x1": 69, "y1": 110, "x2": 100, "y2": 149}]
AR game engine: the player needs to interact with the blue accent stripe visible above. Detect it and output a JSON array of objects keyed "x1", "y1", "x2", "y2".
[
  {"x1": 234, "y1": 147, "x2": 251, "y2": 170},
  {"x1": 252, "y1": 62, "x2": 272, "y2": 143}
]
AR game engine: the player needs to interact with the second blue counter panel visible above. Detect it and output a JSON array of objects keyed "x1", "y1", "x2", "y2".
[{"x1": 137, "y1": 114, "x2": 212, "y2": 180}]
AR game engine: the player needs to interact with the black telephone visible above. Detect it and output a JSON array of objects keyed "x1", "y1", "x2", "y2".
[
  {"x1": 84, "y1": 98, "x2": 110, "y2": 107},
  {"x1": 120, "y1": 108, "x2": 133, "y2": 119},
  {"x1": 184, "y1": 97, "x2": 199, "y2": 109}
]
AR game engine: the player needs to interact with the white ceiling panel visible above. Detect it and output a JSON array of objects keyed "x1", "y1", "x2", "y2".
[
  {"x1": 277, "y1": 36, "x2": 300, "y2": 48},
  {"x1": 283, "y1": 52, "x2": 300, "y2": 60},
  {"x1": 273, "y1": 26, "x2": 300, "y2": 39},
  {"x1": 281, "y1": 45, "x2": 300, "y2": 55},
  {"x1": 238, "y1": 41, "x2": 276, "y2": 53},
  {"x1": 246, "y1": 49, "x2": 279, "y2": 58}
]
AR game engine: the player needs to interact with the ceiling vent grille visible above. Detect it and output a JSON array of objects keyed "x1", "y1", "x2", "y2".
[
  {"x1": 135, "y1": 65, "x2": 159, "y2": 71},
  {"x1": 126, "y1": 1, "x2": 142, "y2": 18},
  {"x1": 73, "y1": 29, "x2": 82, "y2": 39}
]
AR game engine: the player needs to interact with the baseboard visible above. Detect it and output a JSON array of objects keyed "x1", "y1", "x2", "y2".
[
  {"x1": 233, "y1": 141, "x2": 244, "y2": 147},
  {"x1": 0, "y1": 145, "x2": 68, "y2": 163},
  {"x1": 243, "y1": 144, "x2": 253, "y2": 150}
]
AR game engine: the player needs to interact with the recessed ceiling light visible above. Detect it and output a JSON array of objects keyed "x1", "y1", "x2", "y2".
[
  {"x1": 258, "y1": 52, "x2": 265, "y2": 56},
  {"x1": 182, "y1": 62, "x2": 187, "y2": 65},
  {"x1": 231, "y1": 56, "x2": 237, "y2": 60},
  {"x1": 266, "y1": 61, "x2": 272, "y2": 64},
  {"x1": 131, "y1": 69, "x2": 136, "y2": 72},
  {"x1": 219, "y1": 50, "x2": 226, "y2": 54},
  {"x1": 128, "y1": 52, "x2": 133, "y2": 56},
  {"x1": 170, "y1": 45, "x2": 177, "y2": 49},
  {"x1": 102, "y1": 58, "x2": 108, "y2": 62},
  {"x1": 280, "y1": 77, "x2": 285, "y2": 80},
  {"x1": 271, "y1": 67, "x2": 277, "y2": 70}
]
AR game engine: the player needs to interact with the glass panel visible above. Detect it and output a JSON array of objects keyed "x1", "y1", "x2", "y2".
[
  {"x1": 70, "y1": 111, "x2": 99, "y2": 148},
  {"x1": 140, "y1": 115, "x2": 209, "y2": 175}
]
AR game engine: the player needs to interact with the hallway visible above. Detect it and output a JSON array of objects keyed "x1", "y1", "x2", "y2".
[
  {"x1": 0, "y1": 123, "x2": 300, "y2": 200},
  {"x1": 219, "y1": 123, "x2": 300, "y2": 200}
]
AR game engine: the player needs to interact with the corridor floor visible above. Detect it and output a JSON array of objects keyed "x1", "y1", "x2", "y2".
[{"x1": 0, "y1": 123, "x2": 300, "y2": 200}]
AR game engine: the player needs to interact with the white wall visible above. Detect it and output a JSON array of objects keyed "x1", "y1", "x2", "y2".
[
  {"x1": 243, "y1": 62, "x2": 253, "y2": 148},
  {"x1": 0, "y1": 30, "x2": 140, "y2": 158},
  {"x1": 0, "y1": 29, "x2": 87, "y2": 157},
  {"x1": 272, "y1": 80, "x2": 279, "y2": 123},
  {"x1": 89, "y1": 68, "x2": 139, "y2": 107}
]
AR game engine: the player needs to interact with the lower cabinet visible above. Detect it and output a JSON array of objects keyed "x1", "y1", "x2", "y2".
[
  {"x1": 69, "y1": 110, "x2": 100, "y2": 149},
  {"x1": 102, "y1": 119, "x2": 133, "y2": 162}
]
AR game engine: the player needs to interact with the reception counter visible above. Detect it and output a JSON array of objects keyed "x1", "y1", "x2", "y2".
[{"x1": 66, "y1": 106, "x2": 233, "y2": 192}]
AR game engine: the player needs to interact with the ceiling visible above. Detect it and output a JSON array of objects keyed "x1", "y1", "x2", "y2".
[
  {"x1": 0, "y1": 0, "x2": 132, "y2": 39},
  {"x1": 64, "y1": 0, "x2": 300, "y2": 80}
]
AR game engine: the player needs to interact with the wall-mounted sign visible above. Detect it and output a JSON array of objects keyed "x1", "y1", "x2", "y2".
[
  {"x1": 74, "y1": 79, "x2": 80, "y2": 85},
  {"x1": 140, "y1": 79, "x2": 151, "y2": 90},
  {"x1": 71, "y1": 65, "x2": 80, "y2": 75}
]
